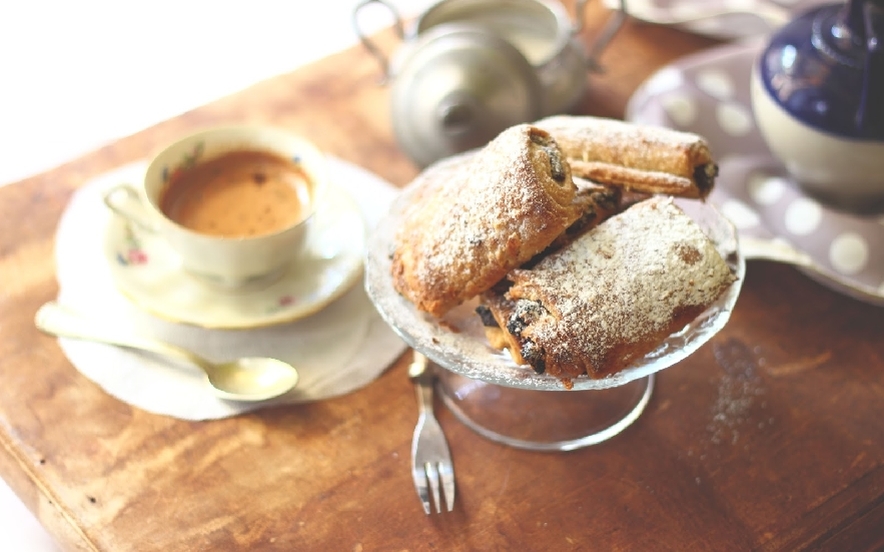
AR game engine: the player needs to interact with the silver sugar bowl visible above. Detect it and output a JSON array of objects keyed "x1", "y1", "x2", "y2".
[{"x1": 353, "y1": 0, "x2": 627, "y2": 167}]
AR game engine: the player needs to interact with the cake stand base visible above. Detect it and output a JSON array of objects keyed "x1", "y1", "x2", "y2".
[{"x1": 436, "y1": 370, "x2": 654, "y2": 452}]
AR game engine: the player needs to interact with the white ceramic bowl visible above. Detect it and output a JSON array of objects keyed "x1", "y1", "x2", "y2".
[{"x1": 751, "y1": 67, "x2": 884, "y2": 211}]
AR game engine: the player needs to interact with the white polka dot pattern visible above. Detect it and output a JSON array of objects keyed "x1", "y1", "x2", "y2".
[
  {"x1": 829, "y1": 233, "x2": 868, "y2": 275},
  {"x1": 696, "y1": 69, "x2": 734, "y2": 99},
  {"x1": 717, "y1": 102, "x2": 753, "y2": 136},
  {"x1": 641, "y1": 67, "x2": 684, "y2": 97},
  {"x1": 784, "y1": 197, "x2": 822, "y2": 236},
  {"x1": 720, "y1": 199, "x2": 760, "y2": 229},
  {"x1": 661, "y1": 93, "x2": 698, "y2": 126},
  {"x1": 747, "y1": 174, "x2": 786, "y2": 205}
]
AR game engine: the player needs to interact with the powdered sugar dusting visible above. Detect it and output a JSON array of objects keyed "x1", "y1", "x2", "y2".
[
  {"x1": 707, "y1": 338, "x2": 767, "y2": 446},
  {"x1": 538, "y1": 114, "x2": 710, "y2": 162},
  {"x1": 509, "y1": 196, "x2": 736, "y2": 377},
  {"x1": 391, "y1": 124, "x2": 584, "y2": 316}
]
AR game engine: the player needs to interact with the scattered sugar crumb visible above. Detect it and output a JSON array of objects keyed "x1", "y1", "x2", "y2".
[{"x1": 707, "y1": 338, "x2": 766, "y2": 446}]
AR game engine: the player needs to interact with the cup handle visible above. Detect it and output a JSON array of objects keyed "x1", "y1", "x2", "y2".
[
  {"x1": 352, "y1": 0, "x2": 405, "y2": 84},
  {"x1": 103, "y1": 184, "x2": 159, "y2": 233},
  {"x1": 575, "y1": 0, "x2": 629, "y2": 73}
]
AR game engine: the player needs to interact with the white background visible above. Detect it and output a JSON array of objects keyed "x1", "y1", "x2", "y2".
[{"x1": 0, "y1": 0, "x2": 433, "y2": 548}]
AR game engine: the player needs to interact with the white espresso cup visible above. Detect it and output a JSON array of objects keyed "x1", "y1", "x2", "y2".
[{"x1": 104, "y1": 125, "x2": 329, "y2": 289}]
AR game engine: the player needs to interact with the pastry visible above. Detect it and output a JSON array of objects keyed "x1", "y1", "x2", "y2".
[
  {"x1": 535, "y1": 115, "x2": 718, "y2": 199},
  {"x1": 391, "y1": 123, "x2": 592, "y2": 317},
  {"x1": 478, "y1": 196, "x2": 736, "y2": 381},
  {"x1": 525, "y1": 178, "x2": 626, "y2": 265}
]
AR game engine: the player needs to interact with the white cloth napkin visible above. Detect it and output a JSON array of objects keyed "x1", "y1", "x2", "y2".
[{"x1": 52, "y1": 158, "x2": 408, "y2": 420}]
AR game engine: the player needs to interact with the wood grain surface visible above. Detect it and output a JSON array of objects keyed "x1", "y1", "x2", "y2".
[{"x1": 1, "y1": 4, "x2": 883, "y2": 551}]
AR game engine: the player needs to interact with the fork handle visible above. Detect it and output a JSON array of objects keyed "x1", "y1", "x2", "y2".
[{"x1": 409, "y1": 351, "x2": 435, "y2": 414}]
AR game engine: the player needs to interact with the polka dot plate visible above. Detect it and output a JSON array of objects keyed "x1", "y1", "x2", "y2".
[{"x1": 626, "y1": 40, "x2": 884, "y2": 306}]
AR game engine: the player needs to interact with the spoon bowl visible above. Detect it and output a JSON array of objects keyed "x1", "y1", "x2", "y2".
[
  {"x1": 203, "y1": 356, "x2": 301, "y2": 401},
  {"x1": 34, "y1": 301, "x2": 299, "y2": 402}
]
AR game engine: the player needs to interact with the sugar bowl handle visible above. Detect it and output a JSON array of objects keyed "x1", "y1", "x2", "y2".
[
  {"x1": 352, "y1": 0, "x2": 406, "y2": 84},
  {"x1": 574, "y1": 0, "x2": 628, "y2": 72}
]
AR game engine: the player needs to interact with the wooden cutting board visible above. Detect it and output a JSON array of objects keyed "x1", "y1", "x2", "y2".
[{"x1": 1, "y1": 5, "x2": 882, "y2": 550}]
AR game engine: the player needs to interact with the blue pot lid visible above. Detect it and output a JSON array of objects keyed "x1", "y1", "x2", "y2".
[{"x1": 757, "y1": 1, "x2": 884, "y2": 140}]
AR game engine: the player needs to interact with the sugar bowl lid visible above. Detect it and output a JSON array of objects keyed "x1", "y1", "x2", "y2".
[
  {"x1": 390, "y1": 23, "x2": 543, "y2": 168},
  {"x1": 756, "y1": 0, "x2": 884, "y2": 140}
]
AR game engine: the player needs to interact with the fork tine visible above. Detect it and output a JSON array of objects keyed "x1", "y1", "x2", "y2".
[
  {"x1": 425, "y1": 461, "x2": 442, "y2": 513},
  {"x1": 438, "y1": 461, "x2": 455, "y2": 512},
  {"x1": 412, "y1": 465, "x2": 431, "y2": 515}
]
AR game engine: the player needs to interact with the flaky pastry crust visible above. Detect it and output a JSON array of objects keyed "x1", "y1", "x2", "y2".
[{"x1": 391, "y1": 124, "x2": 590, "y2": 317}]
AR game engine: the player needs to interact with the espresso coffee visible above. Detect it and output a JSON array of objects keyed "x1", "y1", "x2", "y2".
[{"x1": 159, "y1": 150, "x2": 312, "y2": 238}]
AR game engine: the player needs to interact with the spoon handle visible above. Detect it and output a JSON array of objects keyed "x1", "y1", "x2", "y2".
[{"x1": 34, "y1": 301, "x2": 205, "y2": 368}]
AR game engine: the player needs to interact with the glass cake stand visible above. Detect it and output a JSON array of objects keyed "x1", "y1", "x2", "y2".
[{"x1": 365, "y1": 166, "x2": 745, "y2": 451}]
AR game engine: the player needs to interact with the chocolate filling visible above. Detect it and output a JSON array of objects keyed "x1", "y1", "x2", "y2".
[
  {"x1": 520, "y1": 339, "x2": 546, "y2": 374},
  {"x1": 694, "y1": 163, "x2": 718, "y2": 197},
  {"x1": 475, "y1": 304, "x2": 498, "y2": 327},
  {"x1": 506, "y1": 299, "x2": 547, "y2": 337},
  {"x1": 590, "y1": 188, "x2": 621, "y2": 212},
  {"x1": 529, "y1": 130, "x2": 566, "y2": 183}
]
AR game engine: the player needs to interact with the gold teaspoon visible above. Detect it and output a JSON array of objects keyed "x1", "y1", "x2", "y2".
[{"x1": 35, "y1": 301, "x2": 299, "y2": 402}]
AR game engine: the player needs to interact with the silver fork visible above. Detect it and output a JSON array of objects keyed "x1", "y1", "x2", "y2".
[{"x1": 409, "y1": 351, "x2": 456, "y2": 514}]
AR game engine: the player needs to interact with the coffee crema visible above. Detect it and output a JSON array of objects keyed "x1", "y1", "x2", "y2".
[{"x1": 159, "y1": 150, "x2": 312, "y2": 238}]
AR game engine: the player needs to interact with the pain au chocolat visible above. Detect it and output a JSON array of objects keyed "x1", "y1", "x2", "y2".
[
  {"x1": 535, "y1": 114, "x2": 718, "y2": 199},
  {"x1": 478, "y1": 196, "x2": 736, "y2": 381},
  {"x1": 389, "y1": 115, "x2": 734, "y2": 383},
  {"x1": 391, "y1": 123, "x2": 594, "y2": 317}
]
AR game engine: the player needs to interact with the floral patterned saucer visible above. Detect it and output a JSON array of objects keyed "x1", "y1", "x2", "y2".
[{"x1": 104, "y1": 181, "x2": 366, "y2": 329}]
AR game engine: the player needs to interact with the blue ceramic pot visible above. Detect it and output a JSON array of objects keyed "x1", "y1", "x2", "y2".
[{"x1": 751, "y1": 0, "x2": 884, "y2": 211}]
